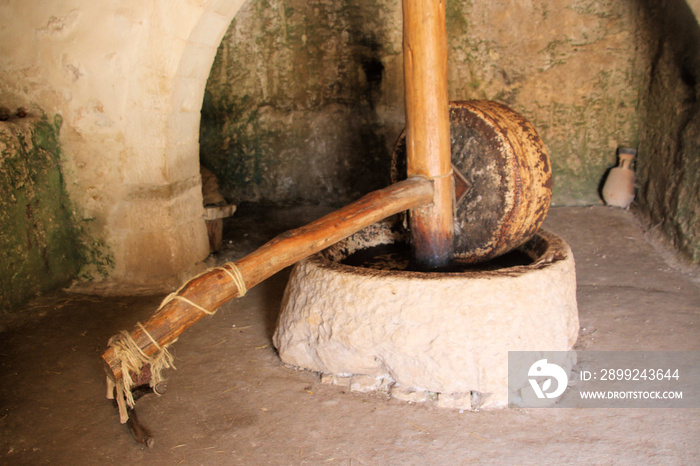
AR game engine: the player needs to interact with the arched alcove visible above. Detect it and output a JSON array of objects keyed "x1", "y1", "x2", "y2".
[
  {"x1": 197, "y1": 0, "x2": 654, "y2": 216},
  {"x1": 198, "y1": 0, "x2": 403, "y2": 209}
]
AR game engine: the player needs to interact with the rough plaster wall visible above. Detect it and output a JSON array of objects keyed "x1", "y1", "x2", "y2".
[
  {"x1": 447, "y1": 0, "x2": 648, "y2": 206},
  {"x1": 635, "y1": 0, "x2": 700, "y2": 263},
  {"x1": 201, "y1": 0, "x2": 403, "y2": 206},
  {"x1": 0, "y1": 0, "x2": 246, "y2": 294},
  {"x1": 201, "y1": 0, "x2": 647, "y2": 207}
]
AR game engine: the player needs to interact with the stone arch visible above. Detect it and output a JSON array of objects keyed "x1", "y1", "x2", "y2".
[{"x1": 100, "y1": 0, "x2": 248, "y2": 291}]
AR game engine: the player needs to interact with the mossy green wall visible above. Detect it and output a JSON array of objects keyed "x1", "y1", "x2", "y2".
[
  {"x1": 200, "y1": 0, "x2": 402, "y2": 206},
  {"x1": 1, "y1": 115, "x2": 83, "y2": 312},
  {"x1": 201, "y1": 0, "x2": 647, "y2": 207}
]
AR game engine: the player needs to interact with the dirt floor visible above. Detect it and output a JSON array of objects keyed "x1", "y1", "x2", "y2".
[{"x1": 1, "y1": 206, "x2": 698, "y2": 465}]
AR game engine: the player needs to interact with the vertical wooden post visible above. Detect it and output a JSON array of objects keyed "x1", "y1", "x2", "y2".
[{"x1": 402, "y1": 0, "x2": 454, "y2": 269}]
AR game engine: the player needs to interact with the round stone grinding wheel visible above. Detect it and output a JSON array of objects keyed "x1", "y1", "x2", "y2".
[{"x1": 392, "y1": 100, "x2": 553, "y2": 264}]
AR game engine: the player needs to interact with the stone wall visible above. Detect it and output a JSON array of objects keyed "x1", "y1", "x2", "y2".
[
  {"x1": 201, "y1": 0, "x2": 403, "y2": 206},
  {"x1": 446, "y1": 0, "x2": 648, "y2": 206},
  {"x1": 0, "y1": 1, "x2": 247, "y2": 296},
  {"x1": 201, "y1": 0, "x2": 648, "y2": 207},
  {"x1": 0, "y1": 115, "x2": 86, "y2": 312},
  {"x1": 635, "y1": 0, "x2": 700, "y2": 263}
]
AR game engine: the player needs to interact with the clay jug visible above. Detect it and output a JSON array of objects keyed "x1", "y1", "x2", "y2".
[{"x1": 602, "y1": 147, "x2": 636, "y2": 208}]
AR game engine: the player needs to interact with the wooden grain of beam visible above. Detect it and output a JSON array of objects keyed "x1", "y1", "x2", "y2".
[{"x1": 402, "y1": 0, "x2": 454, "y2": 269}]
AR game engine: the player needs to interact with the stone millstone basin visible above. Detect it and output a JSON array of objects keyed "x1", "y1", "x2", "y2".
[{"x1": 273, "y1": 221, "x2": 579, "y2": 410}]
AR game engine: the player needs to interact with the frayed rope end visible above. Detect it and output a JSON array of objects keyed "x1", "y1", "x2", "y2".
[{"x1": 105, "y1": 326, "x2": 175, "y2": 423}]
